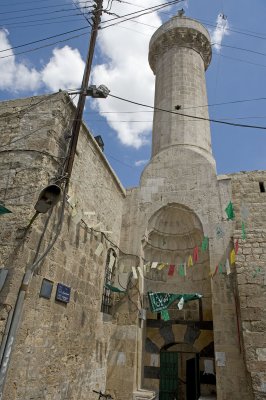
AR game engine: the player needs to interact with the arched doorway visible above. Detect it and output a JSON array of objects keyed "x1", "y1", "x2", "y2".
[{"x1": 142, "y1": 204, "x2": 216, "y2": 399}]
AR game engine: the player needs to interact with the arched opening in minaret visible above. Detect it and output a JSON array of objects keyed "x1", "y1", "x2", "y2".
[{"x1": 143, "y1": 204, "x2": 216, "y2": 399}]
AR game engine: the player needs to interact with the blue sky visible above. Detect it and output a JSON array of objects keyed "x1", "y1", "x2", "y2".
[{"x1": 1, "y1": 0, "x2": 266, "y2": 188}]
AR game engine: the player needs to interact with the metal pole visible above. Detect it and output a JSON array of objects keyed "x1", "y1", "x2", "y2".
[{"x1": 64, "y1": 0, "x2": 103, "y2": 181}]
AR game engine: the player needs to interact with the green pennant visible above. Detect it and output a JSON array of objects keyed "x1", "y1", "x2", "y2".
[
  {"x1": 241, "y1": 221, "x2": 246, "y2": 240},
  {"x1": 0, "y1": 205, "x2": 12, "y2": 215},
  {"x1": 201, "y1": 236, "x2": 209, "y2": 252},
  {"x1": 161, "y1": 309, "x2": 170, "y2": 321},
  {"x1": 179, "y1": 264, "x2": 185, "y2": 277},
  {"x1": 225, "y1": 201, "x2": 235, "y2": 220}
]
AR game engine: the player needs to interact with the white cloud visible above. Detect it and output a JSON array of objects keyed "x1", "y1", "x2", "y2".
[
  {"x1": 41, "y1": 46, "x2": 85, "y2": 91},
  {"x1": 0, "y1": 29, "x2": 41, "y2": 92},
  {"x1": 0, "y1": 29, "x2": 84, "y2": 94},
  {"x1": 135, "y1": 159, "x2": 148, "y2": 167},
  {"x1": 211, "y1": 13, "x2": 229, "y2": 52},
  {"x1": 90, "y1": 0, "x2": 163, "y2": 148}
]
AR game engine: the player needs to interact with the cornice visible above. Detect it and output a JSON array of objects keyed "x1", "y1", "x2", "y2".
[{"x1": 149, "y1": 27, "x2": 212, "y2": 72}]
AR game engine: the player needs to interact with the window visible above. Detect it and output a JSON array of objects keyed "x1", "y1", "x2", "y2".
[
  {"x1": 101, "y1": 248, "x2": 117, "y2": 314},
  {"x1": 259, "y1": 181, "x2": 265, "y2": 193}
]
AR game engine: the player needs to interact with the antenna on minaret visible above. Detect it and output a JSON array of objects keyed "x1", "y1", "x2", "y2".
[{"x1": 177, "y1": 8, "x2": 185, "y2": 17}]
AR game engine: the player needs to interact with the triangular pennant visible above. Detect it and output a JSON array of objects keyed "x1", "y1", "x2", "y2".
[
  {"x1": 225, "y1": 259, "x2": 231, "y2": 275},
  {"x1": 201, "y1": 236, "x2": 209, "y2": 252},
  {"x1": 216, "y1": 225, "x2": 224, "y2": 239},
  {"x1": 234, "y1": 239, "x2": 239, "y2": 255},
  {"x1": 132, "y1": 266, "x2": 138, "y2": 280},
  {"x1": 95, "y1": 243, "x2": 104, "y2": 257},
  {"x1": 218, "y1": 263, "x2": 223, "y2": 274},
  {"x1": 177, "y1": 297, "x2": 184, "y2": 310},
  {"x1": 137, "y1": 266, "x2": 144, "y2": 279},
  {"x1": 151, "y1": 262, "x2": 158, "y2": 269},
  {"x1": 179, "y1": 264, "x2": 185, "y2": 276},
  {"x1": 193, "y1": 246, "x2": 199, "y2": 262},
  {"x1": 225, "y1": 201, "x2": 235, "y2": 220},
  {"x1": 212, "y1": 265, "x2": 219, "y2": 278},
  {"x1": 188, "y1": 255, "x2": 193, "y2": 267},
  {"x1": 241, "y1": 221, "x2": 246, "y2": 240},
  {"x1": 157, "y1": 263, "x2": 166, "y2": 271},
  {"x1": 168, "y1": 264, "x2": 175, "y2": 276},
  {"x1": 230, "y1": 249, "x2": 236, "y2": 265},
  {"x1": 161, "y1": 309, "x2": 170, "y2": 321}
]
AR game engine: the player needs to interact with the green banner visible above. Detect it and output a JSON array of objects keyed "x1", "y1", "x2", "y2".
[{"x1": 148, "y1": 292, "x2": 202, "y2": 313}]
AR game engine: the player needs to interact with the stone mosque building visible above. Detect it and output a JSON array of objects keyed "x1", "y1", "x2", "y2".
[{"x1": 0, "y1": 13, "x2": 265, "y2": 400}]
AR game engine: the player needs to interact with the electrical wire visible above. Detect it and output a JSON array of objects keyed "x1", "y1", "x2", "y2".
[
  {"x1": 0, "y1": 25, "x2": 90, "y2": 54},
  {"x1": 0, "y1": 0, "x2": 182, "y2": 58},
  {"x1": 0, "y1": 92, "x2": 58, "y2": 120},
  {"x1": 0, "y1": 5, "x2": 92, "y2": 23},
  {"x1": 0, "y1": 1, "x2": 93, "y2": 15},
  {"x1": 0, "y1": 13, "x2": 87, "y2": 28},
  {"x1": 108, "y1": 93, "x2": 266, "y2": 131},
  {"x1": 0, "y1": 93, "x2": 76, "y2": 149}
]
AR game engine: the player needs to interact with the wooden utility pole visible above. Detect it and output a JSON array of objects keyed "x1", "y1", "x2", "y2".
[{"x1": 64, "y1": 0, "x2": 103, "y2": 181}]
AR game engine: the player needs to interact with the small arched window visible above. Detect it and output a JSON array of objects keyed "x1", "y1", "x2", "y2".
[{"x1": 101, "y1": 248, "x2": 117, "y2": 314}]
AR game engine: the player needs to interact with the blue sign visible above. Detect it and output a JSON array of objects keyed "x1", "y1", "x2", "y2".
[{"x1": 56, "y1": 283, "x2": 71, "y2": 303}]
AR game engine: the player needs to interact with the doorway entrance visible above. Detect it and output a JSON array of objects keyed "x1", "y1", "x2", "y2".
[{"x1": 159, "y1": 351, "x2": 200, "y2": 400}]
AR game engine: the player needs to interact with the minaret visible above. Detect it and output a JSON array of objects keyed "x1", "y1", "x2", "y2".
[{"x1": 148, "y1": 12, "x2": 213, "y2": 159}]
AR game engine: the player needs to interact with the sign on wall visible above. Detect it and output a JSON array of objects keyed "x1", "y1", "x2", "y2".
[{"x1": 55, "y1": 283, "x2": 71, "y2": 303}]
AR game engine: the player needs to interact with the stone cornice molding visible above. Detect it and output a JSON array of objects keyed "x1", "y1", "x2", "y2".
[{"x1": 149, "y1": 27, "x2": 212, "y2": 73}]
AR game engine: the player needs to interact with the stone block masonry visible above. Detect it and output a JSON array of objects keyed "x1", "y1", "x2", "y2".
[
  {"x1": 231, "y1": 171, "x2": 266, "y2": 400},
  {"x1": 0, "y1": 92, "x2": 125, "y2": 400}
]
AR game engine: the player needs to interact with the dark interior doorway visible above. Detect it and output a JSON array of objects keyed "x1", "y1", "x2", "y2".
[{"x1": 186, "y1": 355, "x2": 200, "y2": 400}]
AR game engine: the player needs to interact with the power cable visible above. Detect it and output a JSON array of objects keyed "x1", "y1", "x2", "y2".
[
  {"x1": 0, "y1": 1, "x2": 93, "y2": 15},
  {"x1": 0, "y1": 93, "x2": 76, "y2": 149},
  {"x1": 0, "y1": 5, "x2": 92, "y2": 22},
  {"x1": 0, "y1": 13, "x2": 87, "y2": 28},
  {"x1": 0, "y1": 0, "x2": 181, "y2": 55},
  {"x1": 215, "y1": 51, "x2": 266, "y2": 69},
  {"x1": 0, "y1": 93, "x2": 58, "y2": 120},
  {"x1": 0, "y1": 25, "x2": 90, "y2": 53},
  {"x1": 108, "y1": 93, "x2": 266, "y2": 131}
]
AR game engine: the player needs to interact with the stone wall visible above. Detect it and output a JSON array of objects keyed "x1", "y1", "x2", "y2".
[
  {"x1": 0, "y1": 92, "x2": 125, "y2": 400},
  {"x1": 230, "y1": 171, "x2": 266, "y2": 400}
]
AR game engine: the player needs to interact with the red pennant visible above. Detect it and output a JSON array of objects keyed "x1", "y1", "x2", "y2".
[
  {"x1": 168, "y1": 264, "x2": 175, "y2": 276},
  {"x1": 193, "y1": 246, "x2": 199, "y2": 262},
  {"x1": 234, "y1": 239, "x2": 239, "y2": 255}
]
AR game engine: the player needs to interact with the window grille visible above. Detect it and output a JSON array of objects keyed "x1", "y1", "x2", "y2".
[{"x1": 101, "y1": 248, "x2": 117, "y2": 314}]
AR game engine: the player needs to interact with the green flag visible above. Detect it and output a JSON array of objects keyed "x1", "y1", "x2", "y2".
[
  {"x1": 241, "y1": 221, "x2": 246, "y2": 240},
  {"x1": 201, "y1": 236, "x2": 209, "y2": 252},
  {"x1": 0, "y1": 205, "x2": 12, "y2": 215},
  {"x1": 225, "y1": 201, "x2": 235, "y2": 220},
  {"x1": 105, "y1": 284, "x2": 125, "y2": 293},
  {"x1": 148, "y1": 292, "x2": 202, "y2": 313},
  {"x1": 161, "y1": 309, "x2": 170, "y2": 321}
]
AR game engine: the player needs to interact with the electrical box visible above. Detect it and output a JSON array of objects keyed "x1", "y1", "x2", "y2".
[{"x1": 40, "y1": 279, "x2": 53, "y2": 299}]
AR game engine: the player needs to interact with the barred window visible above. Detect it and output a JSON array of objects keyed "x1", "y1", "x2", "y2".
[{"x1": 101, "y1": 248, "x2": 117, "y2": 314}]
